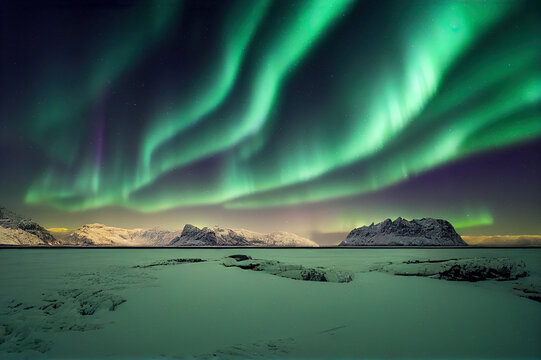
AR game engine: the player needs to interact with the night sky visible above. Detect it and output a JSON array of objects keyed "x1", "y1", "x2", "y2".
[{"x1": 1, "y1": 0, "x2": 540, "y2": 241}]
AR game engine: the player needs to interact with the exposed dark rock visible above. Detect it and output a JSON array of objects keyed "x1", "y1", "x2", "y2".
[
  {"x1": 438, "y1": 262, "x2": 528, "y2": 282},
  {"x1": 299, "y1": 268, "x2": 327, "y2": 282},
  {"x1": 222, "y1": 256, "x2": 353, "y2": 283},
  {"x1": 168, "y1": 224, "x2": 318, "y2": 247},
  {"x1": 0, "y1": 207, "x2": 57, "y2": 245},
  {"x1": 17, "y1": 220, "x2": 57, "y2": 244},
  {"x1": 132, "y1": 258, "x2": 206, "y2": 268},
  {"x1": 236, "y1": 262, "x2": 261, "y2": 270},
  {"x1": 319, "y1": 325, "x2": 348, "y2": 334},
  {"x1": 340, "y1": 217, "x2": 467, "y2": 246},
  {"x1": 39, "y1": 300, "x2": 64, "y2": 314},
  {"x1": 404, "y1": 258, "x2": 459, "y2": 264},
  {"x1": 380, "y1": 257, "x2": 529, "y2": 282},
  {"x1": 228, "y1": 254, "x2": 253, "y2": 261},
  {"x1": 372, "y1": 257, "x2": 537, "y2": 302},
  {"x1": 35, "y1": 289, "x2": 128, "y2": 316},
  {"x1": 513, "y1": 285, "x2": 541, "y2": 303},
  {"x1": 169, "y1": 224, "x2": 221, "y2": 246}
]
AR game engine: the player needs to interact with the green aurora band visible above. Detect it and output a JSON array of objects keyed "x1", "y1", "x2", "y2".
[
  {"x1": 139, "y1": 0, "x2": 272, "y2": 180},
  {"x1": 24, "y1": 1, "x2": 181, "y2": 164},
  {"x1": 22, "y1": 0, "x2": 541, "y2": 230}
]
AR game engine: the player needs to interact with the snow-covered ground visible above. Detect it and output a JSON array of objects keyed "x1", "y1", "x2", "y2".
[{"x1": 1, "y1": 248, "x2": 540, "y2": 359}]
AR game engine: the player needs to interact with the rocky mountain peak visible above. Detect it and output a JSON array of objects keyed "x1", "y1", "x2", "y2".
[
  {"x1": 170, "y1": 224, "x2": 318, "y2": 247},
  {"x1": 0, "y1": 206, "x2": 57, "y2": 245},
  {"x1": 340, "y1": 217, "x2": 467, "y2": 246}
]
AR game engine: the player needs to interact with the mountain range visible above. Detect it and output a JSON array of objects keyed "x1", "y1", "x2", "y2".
[
  {"x1": 2, "y1": 206, "x2": 536, "y2": 247},
  {"x1": 0, "y1": 207, "x2": 318, "y2": 247}
]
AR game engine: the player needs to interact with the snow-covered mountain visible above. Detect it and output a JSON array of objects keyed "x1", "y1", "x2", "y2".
[
  {"x1": 169, "y1": 224, "x2": 318, "y2": 247},
  {"x1": 67, "y1": 223, "x2": 182, "y2": 246},
  {"x1": 340, "y1": 217, "x2": 467, "y2": 246},
  {"x1": 0, "y1": 207, "x2": 58, "y2": 245}
]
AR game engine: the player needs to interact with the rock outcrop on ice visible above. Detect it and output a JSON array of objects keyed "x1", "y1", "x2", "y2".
[
  {"x1": 68, "y1": 223, "x2": 182, "y2": 246},
  {"x1": 0, "y1": 207, "x2": 57, "y2": 245},
  {"x1": 169, "y1": 224, "x2": 319, "y2": 247},
  {"x1": 375, "y1": 257, "x2": 529, "y2": 282},
  {"x1": 222, "y1": 255, "x2": 352, "y2": 282},
  {"x1": 340, "y1": 217, "x2": 467, "y2": 246}
]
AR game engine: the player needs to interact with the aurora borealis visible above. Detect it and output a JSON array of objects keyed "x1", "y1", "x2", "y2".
[{"x1": 1, "y1": 0, "x2": 540, "y2": 240}]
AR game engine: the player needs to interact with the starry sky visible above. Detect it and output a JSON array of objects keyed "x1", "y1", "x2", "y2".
[{"x1": 1, "y1": 0, "x2": 540, "y2": 242}]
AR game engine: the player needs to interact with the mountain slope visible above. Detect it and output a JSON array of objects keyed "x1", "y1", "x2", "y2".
[
  {"x1": 169, "y1": 224, "x2": 319, "y2": 247},
  {"x1": 0, "y1": 226, "x2": 45, "y2": 245},
  {"x1": 340, "y1": 217, "x2": 467, "y2": 246},
  {"x1": 68, "y1": 223, "x2": 182, "y2": 246},
  {"x1": 0, "y1": 207, "x2": 57, "y2": 245}
]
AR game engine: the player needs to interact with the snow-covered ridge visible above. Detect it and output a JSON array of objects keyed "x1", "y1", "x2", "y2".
[
  {"x1": 68, "y1": 223, "x2": 181, "y2": 246},
  {"x1": 169, "y1": 224, "x2": 319, "y2": 247}
]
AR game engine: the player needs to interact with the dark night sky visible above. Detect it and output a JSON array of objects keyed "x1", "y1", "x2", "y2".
[{"x1": 1, "y1": 0, "x2": 540, "y2": 240}]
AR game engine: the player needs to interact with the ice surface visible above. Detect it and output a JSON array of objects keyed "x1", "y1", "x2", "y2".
[{"x1": 0, "y1": 248, "x2": 540, "y2": 359}]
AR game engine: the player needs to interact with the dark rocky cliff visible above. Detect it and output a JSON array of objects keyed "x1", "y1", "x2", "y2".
[{"x1": 340, "y1": 217, "x2": 467, "y2": 246}]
